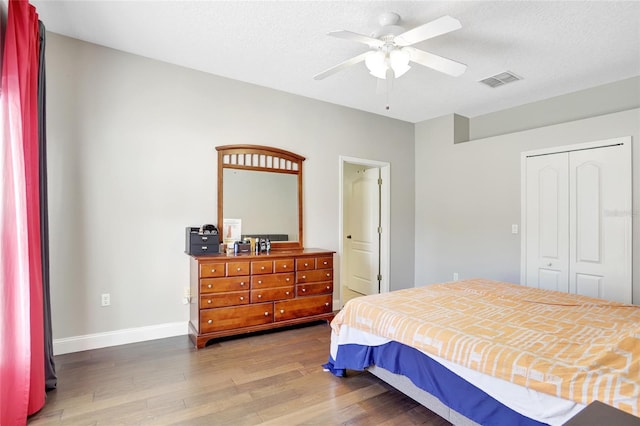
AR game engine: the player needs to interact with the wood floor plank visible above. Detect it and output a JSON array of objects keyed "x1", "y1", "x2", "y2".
[{"x1": 28, "y1": 322, "x2": 451, "y2": 425}]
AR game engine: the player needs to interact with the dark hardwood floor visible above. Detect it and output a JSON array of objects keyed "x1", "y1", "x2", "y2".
[{"x1": 28, "y1": 322, "x2": 451, "y2": 425}]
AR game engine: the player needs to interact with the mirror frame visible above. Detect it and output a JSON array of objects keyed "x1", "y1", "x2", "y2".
[{"x1": 216, "y1": 144, "x2": 305, "y2": 251}]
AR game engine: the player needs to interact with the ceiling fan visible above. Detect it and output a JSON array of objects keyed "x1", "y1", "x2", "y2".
[{"x1": 314, "y1": 12, "x2": 467, "y2": 83}]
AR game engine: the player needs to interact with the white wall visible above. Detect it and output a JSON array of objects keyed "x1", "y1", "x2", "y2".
[
  {"x1": 415, "y1": 108, "x2": 640, "y2": 302},
  {"x1": 46, "y1": 33, "x2": 415, "y2": 344}
]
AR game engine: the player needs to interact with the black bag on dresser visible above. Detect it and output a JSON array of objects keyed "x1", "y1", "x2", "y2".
[{"x1": 185, "y1": 225, "x2": 219, "y2": 255}]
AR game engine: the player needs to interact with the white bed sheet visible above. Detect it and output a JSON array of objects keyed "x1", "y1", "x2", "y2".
[{"x1": 331, "y1": 325, "x2": 586, "y2": 426}]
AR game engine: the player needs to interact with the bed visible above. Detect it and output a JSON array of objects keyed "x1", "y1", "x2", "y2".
[{"x1": 324, "y1": 279, "x2": 640, "y2": 425}]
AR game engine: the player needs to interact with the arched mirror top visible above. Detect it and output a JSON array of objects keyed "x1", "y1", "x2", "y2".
[{"x1": 216, "y1": 145, "x2": 304, "y2": 251}]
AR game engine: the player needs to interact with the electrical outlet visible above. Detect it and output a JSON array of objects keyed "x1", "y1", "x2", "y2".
[
  {"x1": 512, "y1": 224, "x2": 519, "y2": 234},
  {"x1": 101, "y1": 293, "x2": 110, "y2": 306},
  {"x1": 453, "y1": 273, "x2": 459, "y2": 281}
]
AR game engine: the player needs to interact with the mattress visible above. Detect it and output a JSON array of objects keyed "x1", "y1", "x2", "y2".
[{"x1": 327, "y1": 279, "x2": 640, "y2": 423}]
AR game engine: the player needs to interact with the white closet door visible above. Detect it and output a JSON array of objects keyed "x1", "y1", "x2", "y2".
[
  {"x1": 569, "y1": 146, "x2": 632, "y2": 303},
  {"x1": 525, "y1": 153, "x2": 570, "y2": 292}
]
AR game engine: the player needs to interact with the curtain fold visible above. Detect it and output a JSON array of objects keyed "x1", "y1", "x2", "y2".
[
  {"x1": 38, "y1": 18, "x2": 56, "y2": 392},
  {"x1": 1, "y1": 0, "x2": 46, "y2": 423}
]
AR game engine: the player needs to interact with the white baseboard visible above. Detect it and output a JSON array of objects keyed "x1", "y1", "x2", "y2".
[{"x1": 53, "y1": 321, "x2": 188, "y2": 355}]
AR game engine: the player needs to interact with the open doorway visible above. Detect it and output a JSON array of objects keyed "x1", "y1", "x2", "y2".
[{"x1": 339, "y1": 156, "x2": 390, "y2": 308}]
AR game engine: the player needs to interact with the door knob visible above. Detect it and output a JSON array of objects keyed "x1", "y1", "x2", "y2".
[{"x1": 346, "y1": 235, "x2": 352, "y2": 239}]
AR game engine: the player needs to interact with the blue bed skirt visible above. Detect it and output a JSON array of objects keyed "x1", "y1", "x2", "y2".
[{"x1": 324, "y1": 341, "x2": 547, "y2": 426}]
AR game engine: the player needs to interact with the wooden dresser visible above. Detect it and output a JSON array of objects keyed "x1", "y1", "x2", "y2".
[{"x1": 189, "y1": 249, "x2": 335, "y2": 348}]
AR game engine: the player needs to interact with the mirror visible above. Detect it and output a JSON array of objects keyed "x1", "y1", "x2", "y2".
[{"x1": 217, "y1": 145, "x2": 304, "y2": 250}]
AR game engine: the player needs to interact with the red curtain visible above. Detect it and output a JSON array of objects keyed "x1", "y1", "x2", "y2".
[{"x1": 1, "y1": 0, "x2": 45, "y2": 423}]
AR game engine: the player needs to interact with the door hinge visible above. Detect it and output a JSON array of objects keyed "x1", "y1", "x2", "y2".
[
  {"x1": 378, "y1": 178, "x2": 382, "y2": 185},
  {"x1": 377, "y1": 274, "x2": 382, "y2": 281},
  {"x1": 377, "y1": 226, "x2": 382, "y2": 234}
]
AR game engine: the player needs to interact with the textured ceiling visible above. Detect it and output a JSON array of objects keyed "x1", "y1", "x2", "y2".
[{"x1": 31, "y1": 1, "x2": 640, "y2": 123}]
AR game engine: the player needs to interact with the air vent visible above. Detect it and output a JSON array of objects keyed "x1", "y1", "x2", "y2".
[{"x1": 479, "y1": 71, "x2": 522, "y2": 88}]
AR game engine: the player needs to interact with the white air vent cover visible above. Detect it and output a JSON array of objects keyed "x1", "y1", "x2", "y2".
[{"x1": 479, "y1": 71, "x2": 522, "y2": 88}]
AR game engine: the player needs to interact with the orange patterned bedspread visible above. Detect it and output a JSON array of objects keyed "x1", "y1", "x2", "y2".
[{"x1": 332, "y1": 279, "x2": 640, "y2": 415}]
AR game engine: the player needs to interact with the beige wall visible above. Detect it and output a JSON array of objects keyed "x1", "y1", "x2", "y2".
[
  {"x1": 46, "y1": 33, "x2": 415, "y2": 340},
  {"x1": 415, "y1": 108, "x2": 640, "y2": 301}
]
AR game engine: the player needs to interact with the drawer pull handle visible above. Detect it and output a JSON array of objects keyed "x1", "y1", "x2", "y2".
[
  {"x1": 207, "y1": 299, "x2": 212, "y2": 304},
  {"x1": 208, "y1": 319, "x2": 213, "y2": 324},
  {"x1": 286, "y1": 291, "x2": 290, "y2": 295},
  {"x1": 325, "y1": 303, "x2": 330, "y2": 307},
  {"x1": 302, "y1": 275, "x2": 306, "y2": 279},
  {"x1": 261, "y1": 266, "x2": 265, "y2": 270},
  {"x1": 326, "y1": 286, "x2": 330, "y2": 290},
  {"x1": 302, "y1": 288, "x2": 306, "y2": 292},
  {"x1": 207, "y1": 284, "x2": 212, "y2": 288},
  {"x1": 240, "y1": 282, "x2": 245, "y2": 286},
  {"x1": 280, "y1": 309, "x2": 284, "y2": 314},
  {"x1": 304, "y1": 263, "x2": 308, "y2": 267},
  {"x1": 258, "y1": 294, "x2": 262, "y2": 298},
  {"x1": 258, "y1": 280, "x2": 262, "y2": 284},
  {"x1": 323, "y1": 261, "x2": 328, "y2": 265},
  {"x1": 237, "y1": 267, "x2": 241, "y2": 271},
  {"x1": 211, "y1": 269, "x2": 216, "y2": 273},
  {"x1": 202, "y1": 236, "x2": 208, "y2": 241},
  {"x1": 326, "y1": 273, "x2": 331, "y2": 277},
  {"x1": 286, "y1": 278, "x2": 290, "y2": 282},
  {"x1": 284, "y1": 265, "x2": 287, "y2": 268},
  {"x1": 264, "y1": 312, "x2": 269, "y2": 316},
  {"x1": 240, "y1": 296, "x2": 244, "y2": 301}
]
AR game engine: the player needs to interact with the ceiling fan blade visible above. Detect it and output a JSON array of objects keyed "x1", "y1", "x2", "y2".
[
  {"x1": 313, "y1": 51, "x2": 371, "y2": 80},
  {"x1": 328, "y1": 30, "x2": 385, "y2": 48},
  {"x1": 395, "y1": 15, "x2": 461, "y2": 47},
  {"x1": 404, "y1": 46, "x2": 467, "y2": 77}
]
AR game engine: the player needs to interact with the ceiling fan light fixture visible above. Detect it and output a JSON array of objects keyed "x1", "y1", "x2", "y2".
[
  {"x1": 365, "y1": 50, "x2": 387, "y2": 79},
  {"x1": 389, "y1": 48, "x2": 411, "y2": 77},
  {"x1": 365, "y1": 48, "x2": 411, "y2": 80}
]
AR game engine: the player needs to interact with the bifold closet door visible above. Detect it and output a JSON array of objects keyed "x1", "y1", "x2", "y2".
[
  {"x1": 524, "y1": 141, "x2": 631, "y2": 303},
  {"x1": 525, "y1": 153, "x2": 570, "y2": 293},
  {"x1": 569, "y1": 146, "x2": 632, "y2": 303}
]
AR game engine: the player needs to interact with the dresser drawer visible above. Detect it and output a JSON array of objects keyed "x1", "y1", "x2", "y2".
[
  {"x1": 200, "y1": 304, "x2": 273, "y2": 333},
  {"x1": 200, "y1": 277, "x2": 249, "y2": 294},
  {"x1": 296, "y1": 258, "x2": 316, "y2": 271},
  {"x1": 200, "y1": 262, "x2": 226, "y2": 278},
  {"x1": 316, "y1": 256, "x2": 333, "y2": 269},
  {"x1": 227, "y1": 261, "x2": 251, "y2": 276},
  {"x1": 251, "y1": 286, "x2": 295, "y2": 303},
  {"x1": 297, "y1": 281, "x2": 333, "y2": 296},
  {"x1": 200, "y1": 291, "x2": 249, "y2": 308},
  {"x1": 274, "y1": 259, "x2": 294, "y2": 273},
  {"x1": 274, "y1": 295, "x2": 332, "y2": 322},
  {"x1": 251, "y1": 260, "x2": 273, "y2": 275},
  {"x1": 296, "y1": 269, "x2": 333, "y2": 283},
  {"x1": 251, "y1": 273, "x2": 294, "y2": 289}
]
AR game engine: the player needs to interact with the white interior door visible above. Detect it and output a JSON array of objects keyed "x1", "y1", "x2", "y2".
[
  {"x1": 347, "y1": 168, "x2": 380, "y2": 295},
  {"x1": 522, "y1": 138, "x2": 632, "y2": 303},
  {"x1": 525, "y1": 153, "x2": 570, "y2": 292},
  {"x1": 569, "y1": 146, "x2": 632, "y2": 303}
]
